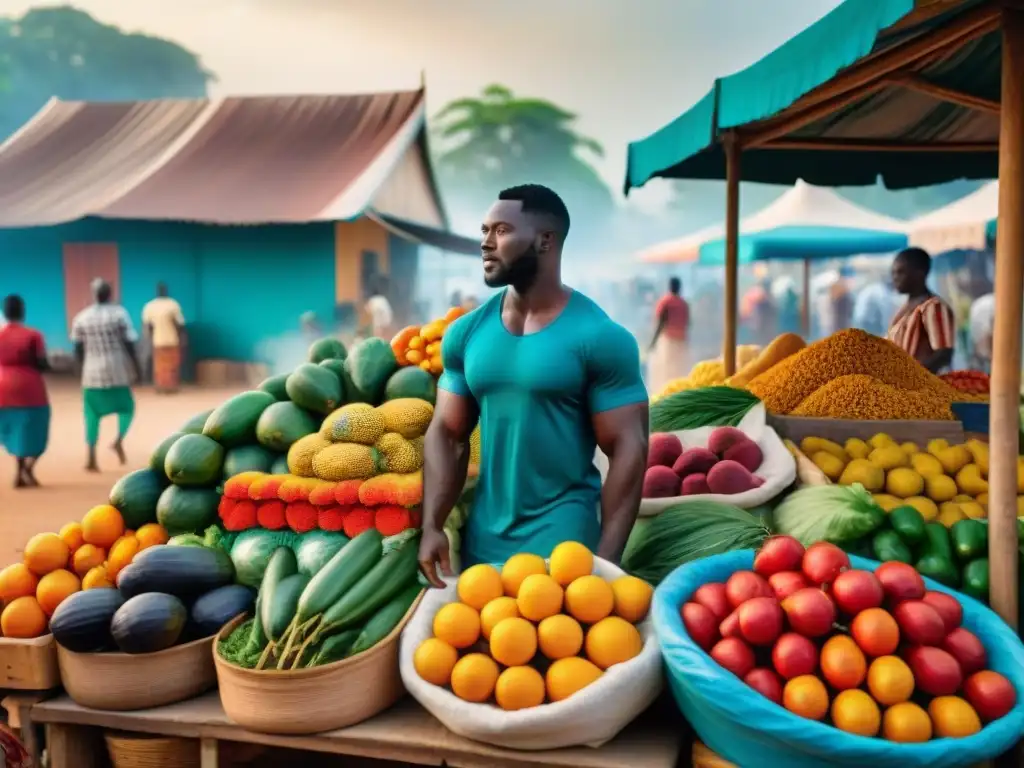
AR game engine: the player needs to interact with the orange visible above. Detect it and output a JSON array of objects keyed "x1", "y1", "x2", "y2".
[
  {"x1": 36, "y1": 569, "x2": 81, "y2": 616},
  {"x1": 928, "y1": 696, "x2": 982, "y2": 738},
  {"x1": 882, "y1": 702, "x2": 933, "y2": 743},
  {"x1": 500, "y1": 553, "x2": 547, "y2": 597},
  {"x1": 831, "y1": 689, "x2": 881, "y2": 737},
  {"x1": 23, "y1": 532, "x2": 70, "y2": 576},
  {"x1": 456, "y1": 564, "x2": 504, "y2": 611},
  {"x1": 564, "y1": 575, "x2": 614, "y2": 624},
  {"x1": 135, "y1": 523, "x2": 169, "y2": 550},
  {"x1": 866, "y1": 656, "x2": 915, "y2": 706},
  {"x1": 495, "y1": 666, "x2": 546, "y2": 711},
  {"x1": 106, "y1": 533, "x2": 140, "y2": 580},
  {"x1": 0, "y1": 563, "x2": 39, "y2": 603},
  {"x1": 479, "y1": 596, "x2": 520, "y2": 640},
  {"x1": 0, "y1": 596, "x2": 47, "y2": 638},
  {"x1": 516, "y1": 574, "x2": 564, "y2": 621},
  {"x1": 82, "y1": 565, "x2": 113, "y2": 591},
  {"x1": 489, "y1": 617, "x2": 537, "y2": 667},
  {"x1": 58, "y1": 522, "x2": 85, "y2": 553},
  {"x1": 537, "y1": 614, "x2": 584, "y2": 660},
  {"x1": 850, "y1": 608, "x2": 900, "y2": 657},
  {"x1": 71, "y1": 544, "x2": 106, "y2": 577},
  {"x1": 610, "y1": 575, "x2": 654, "y2": 623},
  {"x1": 444, "y1": 306, "x2": 467, "y2": 323},
  {"x1": 81, "y1": 505, "x2": 125, "y2": 548},
  {"x1": 545, "y1": 657, "x2": 603, "y2": 702},
  {"x1": 820, "y1": 635, "x2": 867, "y2": 691},
  {"x1": 432, "y1": 602, "x2": 481, "y2": 649},
  {"x1": 548, "y1": 541, "x2": 593, "y2": 587},
  {"x1": 413, "y1": 638, "x2": 459, "y2": 686},
  {"x1": 585, "y1": 616, "x2": 643, "y2": 670},
  {"x1": 783, "y1": 675, "x2": 829, "y2": 721},
  {"x1": 450, "y1": 653, "x2": 500, "y2": 703}
]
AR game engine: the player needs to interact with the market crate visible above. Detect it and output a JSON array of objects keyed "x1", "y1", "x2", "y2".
[
  {"x1": 0, "y1": 634, "x2": 60, "y2": 690},
  {"x1": 767, "y1": 414, "x2": 965, "y2": 446}
]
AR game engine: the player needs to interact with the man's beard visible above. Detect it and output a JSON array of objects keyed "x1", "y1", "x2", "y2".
[{"x1": 484, "y1": 245, "x2": 540, "y2": 289}]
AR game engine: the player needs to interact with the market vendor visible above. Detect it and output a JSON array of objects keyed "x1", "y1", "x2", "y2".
[
  {"x1": 887, "y1": 247, "x2": 956, "y2": 373},
  {"x1": 418, "y1": 184, "x2": 649, "y2": 585}
]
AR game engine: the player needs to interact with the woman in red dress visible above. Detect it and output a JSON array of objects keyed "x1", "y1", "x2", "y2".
[{"x1": 0, "y1": 295, "x2": 50, "y2": 488}]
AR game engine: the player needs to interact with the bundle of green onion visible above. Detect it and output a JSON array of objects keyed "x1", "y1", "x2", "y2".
[{"x1": 650, "y1": 386, "x2": 761, "y2": 432}]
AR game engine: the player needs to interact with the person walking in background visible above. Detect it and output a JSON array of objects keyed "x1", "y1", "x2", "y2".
[
  {"x1": 852, "y1": 278, "x2": 902, "y2": 337},
  {"x1": 969, "y1": 289, "x2": 995, "y2": 372},
  {"x1": 648, "y1": 277, "x2": 690, "y2": 393},
  {"x1": 0, "y1": 295, "x2": 50, "y2": 488},
  {"x1": 142, "y1": 282, "x2": 186, "y2": 394},
  {"x1": 71, "y1": 279, "x2": 141, "y2": 472},
  {"x1": 887, "y1": 247, "x2": 956, "y2": 373},
  {"x1": 365, "y1": 276, "x2": 395, "y2": 339}
]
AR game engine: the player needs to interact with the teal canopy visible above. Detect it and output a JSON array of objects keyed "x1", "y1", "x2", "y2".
[
  {"x1": 697, "y1": 225, "x2": 908, "y2": 265},
  {"x1": 625, "y1": 0, "x2": 999, "y2": 191}
]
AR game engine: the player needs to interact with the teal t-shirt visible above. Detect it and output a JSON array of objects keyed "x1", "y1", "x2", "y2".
[{"x1": 438, "y1": 289, "x2": 648, "y2": 567}]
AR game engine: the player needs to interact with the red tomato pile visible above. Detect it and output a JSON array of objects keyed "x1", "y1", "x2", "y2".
[
  {"x1": 680, "y1": 537, "x2": 1018, "y2": 742},
  {"x1": 940, "y1": 369, "x2": 990, "y2": 396}
]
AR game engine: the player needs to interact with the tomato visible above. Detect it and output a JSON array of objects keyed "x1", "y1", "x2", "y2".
[
  {"x1": 725, "y1": 571, "x2": 773, "y2": 609},
  {"x1": 831, "y1": 689, "x2": 881, "y2": 737},
  {"x1": 680, "y1": 602, "x2": 719, "y2": 651},
  {"x1": 692, "y1": 583, "x2": 731, "y2": 621},
  {"x1": 820, "y1": 635, "x2": 867, "y2": 691},
  {"x1": 941, "y1": 627, "x2": 988, "y2": 676},
  {"x1": 710, "y1": 637, "x2": 756, "y2": 679},
  {"x1": 928, "y1": 696, "x2": 982, "y2": 738},
  {"x1": 850, "y1": 608, "x2": 900, "y2": 657},
  {"x1": 963, "y1": 670, "x2": 1017, "y2": 723}
]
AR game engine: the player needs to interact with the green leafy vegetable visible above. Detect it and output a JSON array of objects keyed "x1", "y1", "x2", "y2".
[
  {"x1": 772, "y1": 483, "x2": 886, "y2": 546},
  {"x1": 217, "y1": 618, "x2": 263, "y2": 669},
  {"x1": 650, "y1": 386, "x2": 761, "y2": 432}
]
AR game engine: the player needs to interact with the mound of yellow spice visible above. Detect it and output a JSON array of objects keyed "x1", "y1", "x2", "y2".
[{"x1": 746, "y1": 329, "x2": 965, "y2": 420}]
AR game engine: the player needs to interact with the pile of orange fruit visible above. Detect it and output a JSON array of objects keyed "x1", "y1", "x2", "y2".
[
  {"x1": 0, "y1": 505, "x2": 168, "y2": 639},
  {"x1": 390, "y1": 306, "x2": 468, "y2": 376},
  {"x1": 413, "y1": 542, "x2": 654, "y2": 711}
]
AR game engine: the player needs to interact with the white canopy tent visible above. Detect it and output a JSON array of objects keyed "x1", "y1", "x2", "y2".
[{"x1": 908, "y1": 181, "x2": 999, "y2": 254}]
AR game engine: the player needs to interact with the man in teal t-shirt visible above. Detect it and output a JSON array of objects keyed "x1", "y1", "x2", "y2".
[{"x1": 417, "y1": 184, "x2": 649, "y2": 585}]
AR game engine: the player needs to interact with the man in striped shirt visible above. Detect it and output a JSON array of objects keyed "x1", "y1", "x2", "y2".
[{"x1": 887, "y1": 247, "x2": 956, "y2": 373}]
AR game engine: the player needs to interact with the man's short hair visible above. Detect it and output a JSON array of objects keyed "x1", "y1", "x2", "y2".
[
  {"x1": 498, "y1": 184, "x2": 570, "y2": 239},
  {"x1": 896, "y1": 247, "x2": 932, "y2": 276}
]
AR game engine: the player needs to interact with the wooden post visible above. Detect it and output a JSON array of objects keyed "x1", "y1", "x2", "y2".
[
  {"x1": 723, "y1": 134, "x2": 741, "y2": 375},
  {"x1": 801, "y1": 259, "x2": 811, "y2": 336},
  {"x1": 988, "y1": 5, "x2": 1024, "y2": 630}
]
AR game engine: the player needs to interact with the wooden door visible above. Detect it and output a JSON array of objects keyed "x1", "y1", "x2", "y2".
[{"x1": 63, "y1": 243, "x2": 120, "y2": 333}]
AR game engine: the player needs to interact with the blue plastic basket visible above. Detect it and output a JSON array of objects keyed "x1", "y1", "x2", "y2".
[
  {"x1": 950, "y1": 402, "x2": 989, "y2": 434},
  {"x1": 653, "y1": 550, "x2": 1024, "y2": 768}
]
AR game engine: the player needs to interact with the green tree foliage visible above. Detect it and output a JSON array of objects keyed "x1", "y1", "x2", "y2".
[
  {"x1": 432, "y1": 85, "x2": 614, "y2": 239},
  {"x1": 0, "y1": 6, "x2": 214, "y2": 140}
]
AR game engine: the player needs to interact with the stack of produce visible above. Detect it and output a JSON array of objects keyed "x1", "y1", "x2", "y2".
[
  {"x1": 796, "y1": 431, "x2": 1020, "y2": 523},
  {"x1": 50, "y1": 545, "x2": 251, "y2": 654},
  {"x1": 649, "y1": 386, "x2": 761, "y2": 432},
  {"x1": 217, "y1": 528, "x2": 422, "y2": 670},
  {"x1": 940, "y1": 370, "x2": 990, "y2": 398},
  {"x1": 644, "y1": 427, "x2": 766, "y2": 499},
  {"x1": 0, "y1": 507, "x2": 169, "y2": 640},
  {"x1": 655, "y1": 345, "x2": 763, "y2": 398},
  {"x1": 745, "y1": 329, "x2": 982, "y2": 420},
  {"x1": 390, "y1": 306, "x2": 468, "y2": 376},
  {"x1": 681, "y1": 536, "x2": 1018, "y2": 742},
  {"x1": 411, "y1": 542, "x2": 654, "y2": 709}
]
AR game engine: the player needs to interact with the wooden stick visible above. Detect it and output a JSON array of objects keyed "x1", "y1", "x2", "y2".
[
  {"x1": 887, "y1": 74, "x2": 1001, "y2": 113},
  {"x1": 722, "y1": 133, "x2": 740, "y2": 377},
  {"x1": 987, "y1": 4, "x2": 1024, "y2": 631},
  {"x1": 760, "y1": 139, "x2": 997, "y2": 152},
  {"x1": 742, "y1": 5, "x2": 1000, "y2": 147}
]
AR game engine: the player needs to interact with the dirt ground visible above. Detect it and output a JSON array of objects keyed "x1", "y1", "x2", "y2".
[{"x1": 0, "y1": 378, "x2": 240, "y2": 566}]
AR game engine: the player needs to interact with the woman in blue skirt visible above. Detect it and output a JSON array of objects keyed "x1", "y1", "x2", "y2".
[{"x1": 0, "y1": 295, "x2": 50, "y2": 488}]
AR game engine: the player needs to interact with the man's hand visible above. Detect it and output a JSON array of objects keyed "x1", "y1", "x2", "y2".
[{"x1": 418, "y1": 526, "x2": 453, "y2": 588}]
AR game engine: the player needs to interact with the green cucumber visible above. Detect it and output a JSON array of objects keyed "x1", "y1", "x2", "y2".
[
  {"x1": 950, "y1": 519, "x2": 987, "y2": 562},
  {"x1": 347, "y1": 582, "x2": 422, "y2": 656},
  {"x1": 266, "y1": 573, "x2": 309, "y2": 641},
  {"x1": 872, "y1": 530, "x2": 912, "y2": 564},
  {"x1": 919, "y1": 522, "x2": 954, "y2": 561},
  {"x1": 888, "y1": 506, "x2": 926, "y2": 546},
  {"x1": 916, "y1": 555, "x2": 960, "y2": 588},
  {"x1": 962, "y1": 558, "x2": 990, "y2": 602},
  {"x1": 309, "y1": 628, "x2": 361, "y2": 666},
  {"x1": 242, "y1": 598, "x2": 267, "y2": 656},
  {"x1": 320, "y1": 536, "x2": 420, "y2": 631},
  {"x1": 295, "y1": 529, "x2": 383, "y2": 623},
  {"x1": 258, "y1": 547, "x2": 298, "y2": 641}
]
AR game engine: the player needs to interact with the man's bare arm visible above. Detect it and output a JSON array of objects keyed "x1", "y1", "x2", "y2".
[{"x1": 593, "y1": 402, "x2": 649, "y2": 563}]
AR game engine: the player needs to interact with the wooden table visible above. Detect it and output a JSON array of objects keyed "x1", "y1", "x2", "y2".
[{"x1": 31, "y1": 693, "x2": 685, "y2": 768}]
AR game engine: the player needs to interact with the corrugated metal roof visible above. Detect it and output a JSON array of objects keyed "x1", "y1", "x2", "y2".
[{"x1": 0, "y1": 89, "x2": 447, "y2": 228}]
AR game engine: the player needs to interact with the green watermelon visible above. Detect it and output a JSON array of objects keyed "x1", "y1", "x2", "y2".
[
  {"x1": 203, "y1": 391, "x2": 276, "y2": 447},
  {"x1": 181, "y1": 409, "x2": 214, "y2": 435},
  {"x1": 295, "y1": 531, "x2": 350, "y2": 577},
  {"x1": 307, "y1": 337, "x2": 347, "y2": 364},
  {"x1": 344, "y1": 337, "x2": 398, "y2": 405},
  {"x1": 285, "y1": 363, "x2": 342, "y2": 415},
  {"x1": 109, "y1": 468, "x2": 168, "y2": 529},
  {"x1": 229, "y1": 529, "x2": 300, "y2": 587},
  {"x1": 258, "y1": 373, "x2": 290, "y2": 401},
  {"x1": 222, "y1": 445, "x2": 277, "y2": 478},
  {"x1": 156, "y1": 485, "x2": 220, "y2": 535},
  {"x1": 149, "y1": 432, "x2": 185, "y2": 477},
  {"x1": 384, "y1": 366, "x2": 437, "y2": 405},
  {"x1": 318, "y1": 358, "x2": 348, "y2": 397},
  {"x1": 255, "y1": 402, "x2": 318, "y2": 452},
  {"x1": 164, "y1": 434, "x2": 224, "y2": 487}
]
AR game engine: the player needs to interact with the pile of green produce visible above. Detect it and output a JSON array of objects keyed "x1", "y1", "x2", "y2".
[
  {"x1": 649, "y1": 386, "x2": 761, "y2": 432},
  {"x1": 217, "y1": 528, "x2": 423, "y2": 670}
]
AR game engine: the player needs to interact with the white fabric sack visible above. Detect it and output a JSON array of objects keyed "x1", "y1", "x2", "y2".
[
  {"x1": 400, "y1": 557, "x2": 664, "y2": 751},
  {"x1": 635, "y1": 404, "x2": 796, "y2": 516}
]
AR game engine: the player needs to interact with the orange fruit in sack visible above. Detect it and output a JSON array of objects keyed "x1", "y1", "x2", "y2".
[
  {"x1": 450, "y1": 653, "x2": 499, "y2": 703},
  {"x1": 867, "y1": 656, "x2": 915, "y2": 706},
  {"x1": 928, "y1": 696, "x2": 982, "y2": 738},
  {"x1": 0, "y1": 596, "x2": 47, "y2": 638},
  {"x1": 413, "y1": 638, "x2": 459, "y2": 686},
  {"x1": 479, "y1": 596, "x2": 520, "y2": 639},
  {"x1": 495, "y1": 666, "x2": 546, "y2": 711},
  {"x1": 81, "y1": 505, "x2": 124, "y2": 548},
  {"x1": 500, "y1": 553, "x2": 547, "y2": 597},
  {"x1": 432, "y1": 602, "x2": 480, "y2": 649},
  {"x1": 23, "y1": 532, "x2": 70, "y2": 575},
  {"x1": 58, "y1": 522, "x2": 85, "y2": 553},
  {"x1": 610, "y1": 575, "x2": 653, "y2": 622},
  {"x1": 820, "y1": 635, "x2": 867, "y2": 691},
  {"x1": 490, "y1": 617, "x2": 537, "y2": 667},
  {"x1": 549, "y1": 541, "x2": 593, "y2": 586},
  {"x1": 537, "y1": 614, "x2": 584, "y2": 660},
  {"x1": 564, "y1": 574, "x2": 614, "y2": 624},
  {"x1": 545, "y1": 656, "x2": 603, "y2": 702},
  {"x1": 882, "y1": 702, "x2": 933, "y2": 743},
  {"x1": 517, "y1": 574, "x2": 563, "y2": 621},
  {"x1": 831, "y1": 689, "x2": 881, "y2": 737},
  {"x1": 0, "y1": 563, "x2": 39, "y2": 603},
  {"x1": 71, "y1": 544, "x2": 106, "y2": 577},
  {"x1": 585, "y1": 616, "x2": 642, "y2": 670},
  {"x1": 36, "y1": 569, "x2": 80, "y2": 615},
  {"x1": 457, "y1": 564, "x2": 503, "y2": 610},
  {"x1": 783, "y1": 675, "x2": 829, "y2": 721}
]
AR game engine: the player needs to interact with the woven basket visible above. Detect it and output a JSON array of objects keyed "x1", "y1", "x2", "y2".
[
  {"x1": 104, "y1": 731, "x2": 199, "y2": 768},
  {"x1": 213, "y1": 591, "x2": 423, "y2": 735},
  {"x1": 57, "y1": 633, "x2": 217, "y2": 711}
]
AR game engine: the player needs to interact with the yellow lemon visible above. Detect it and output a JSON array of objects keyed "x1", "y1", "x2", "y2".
[
  {"x1": 885, "y1": 467, "x2": 923, "y2": 498},
  {"x1": 902, "y1": 496, "x2": 938, "y2": 521},
  {"x1": 909, "y1": 452, "x2": 944, "y2": 477}
]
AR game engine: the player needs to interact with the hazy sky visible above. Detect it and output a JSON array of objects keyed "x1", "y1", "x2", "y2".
[{"x1": 11, "y1": 0, "x2": 844, "y2": 205}]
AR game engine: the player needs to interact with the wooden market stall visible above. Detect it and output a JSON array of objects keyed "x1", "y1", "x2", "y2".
[{"x1": 625, "y1": 0, "x2": 1022, "y2": 629}]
